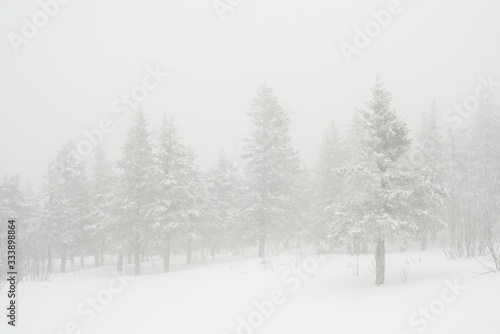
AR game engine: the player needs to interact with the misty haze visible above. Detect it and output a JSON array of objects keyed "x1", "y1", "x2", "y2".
[{"x1": 1, "y1": 0, "x2": 500, "y2": 333}]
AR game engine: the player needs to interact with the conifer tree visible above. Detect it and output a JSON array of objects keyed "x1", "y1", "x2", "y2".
[
  {"x1": 205, "y1": 151, "x2": 242, "y2": 257},
  {"x1": 149, "y1": 116, "x2": 190, "y2": 272},
  {"x1": 88, "y1": 145, "x2": 114, "y2": 267},
  {"x1": 242, "y1": 82, "x2": 300, "y2": 258},
  {"x1": 116, "y1": 111, "x2": 155, "y2": 276},
  {"x1": 333, "y1": 76, "x2": 416, "y2": 285}
]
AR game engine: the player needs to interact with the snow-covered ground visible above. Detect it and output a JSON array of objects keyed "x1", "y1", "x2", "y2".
[{"x1": 1, "y1": 248, "x2": 499, "y2": 334}]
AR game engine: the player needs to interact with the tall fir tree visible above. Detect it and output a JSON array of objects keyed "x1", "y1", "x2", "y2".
[
  {"x1": 242, "y1": 82, "x2": 300, "y2": 258},
  {"x1": 44, "y1": 142, "x2": 88, "y2": 273},
  {"x1": 182, "y1": 146, "x2": 205, "y2": 264},
  {"x1": 0, "y1": 175, "x2": 27, "y2": 280},
  {"x1": 87, "y1": 145, "x2": 114, "y2": 267},
  {"x1": 414, "y1": 101, "x2": 449, "y2": 249},
  {"x1": 205, "y1": 151, "x2": 242, "y2": 257},
  {"x1": 116, "y1": 111, "x2": 155, "y2": 276},
  {"x1": 333, "y1": 76, "x2": 417, "y2": 285},
  {"x1": 149, "y1": 115, "x2": 191, "y2": 272},
  {"x1": 312, "y1": 122, "x2": 345, "y2": 253}
]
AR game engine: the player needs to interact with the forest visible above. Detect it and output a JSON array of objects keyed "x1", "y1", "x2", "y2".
[{"x1": 1, "y1": 75, "x2": 499, "y2": 288}]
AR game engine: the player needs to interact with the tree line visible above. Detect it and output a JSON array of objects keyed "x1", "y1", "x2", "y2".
[{"x1": 1, "y1": 76, "x2": 499, "y2": 285}]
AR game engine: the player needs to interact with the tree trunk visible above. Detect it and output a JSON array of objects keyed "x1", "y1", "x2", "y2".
[
  {"x1": 210, "y1": 243, "x2": 216, "y2": 261},
  {"x1": 141, "y1": 244, "x2": 147, "y2": 263},
  {"x1": 134, "y1": 238, "x2": 141, "y2": 276},
  {"x1": 355, "y1": 253, "x2": 359, "y2": 276},
  {"x1": 163, "y1": 234, "x2": 171, "y2": 273},
  {"x1": 61, "y1": 245, "x2": 67, "y2": 273},
  {"x1": 375, "y1": 238, "x2": 385, "y2": 285},
  {"x1": 70, "y1": 256, "x2": 74, "y2": 268},
  {"x1": 94, "y1": 251, "x2": 100, "y2": 267},
  {"x1": 47, "y1": 244, "x2": 52, "y2": 274},
  {"x1": 353, "y1": 240, "x2": 361, "y2": 255},
  {"x1": 421, "y1": 235, "x2": 427, "y2": 251},
  {"x1": 100, "y1": 245, "x2": 104, "y2": 266},
  {"x1": 81, "y1": 255, "x2": 84, "y2": 267},
  {"x1": 117, "y1": 253, "x2": 123, "y2": 271},
  {"x1": 346, "y1": 242, "x2": 352, "y2": 255},
  {"x1": 186, "y1": 239, "x2": 192, "y2": 264},
  {"x1": 258, "y1": 223, "x2": 266, "y2": 258}
]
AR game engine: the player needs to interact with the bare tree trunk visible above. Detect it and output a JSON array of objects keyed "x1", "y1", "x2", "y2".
[
  {"x1": 94, "y1": 251, "x2": 100, "y2": 267},
  {"x1": 117, "y1": 253, "x2": 123, "y2": 272},
  {"x1": 141, "y1": 243, "x2": 147, "y2": 263},
  {"x1": 81, "y1": 255, "x2": 84, "y2": 268},
  {"x1": 60, "y1": 245, "x2": 67, "y2": 273},
  {"x1": 355, "y1": 253, "x2": 359, "y2": 276},
  {"x1": 47, "y1": 244, "x2": 52, "y2": 275},
  {"x1": 258, "y1": 220, "x2": 266, "y2": 258},
  {"x1": 186, "y1": 239, "x2": 192, "y2": 264},
  {"x1": 375, "y1": 238, "x2": 385, "y2": 285},
  {"x1": 353, "y1": 240, "x2": 360, "y2": 255},
  {"x1": 421, "y1": 235, "x2": 427, "y2": 251},
  {"x1": 163, "y1": 234, "x2": 171, "y2": 273},
  {"x1": 210, "y1": 243, "x2": 216, "y2": 261},
  {"x1": 346, "y1": 242, "x2": 352, "y2": 255},
  {"x1": 134, "y1": 237, "x2": 141, "y2": 276},
  {"x1": 100, "y1": 245, "x2": 104, "y2": 266}
]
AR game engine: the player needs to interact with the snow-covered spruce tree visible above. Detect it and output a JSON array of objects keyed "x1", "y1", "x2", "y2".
[
  {"x1": 45, "y1": 142, "x2": 89, "y2": 273},
  {"x1": 242, "y1": 82, "x2": 301, "y2": 258},
  {"x1": 0, "y1": 176, "x2": 48, "y2": 282},
  {"x1": 148, "y1": 115, "x2": 190, "y2": 272},
  {"x1": 116, "y1": 111, "x2": 155, "y2": 276},
  {"x1": 338, "y1": 109, "x2": 374, "y2": 256},
  {"x1": 0, "y1": 175, "x2": 27, "y2": 221},
  {"x1": 205, "y1": 151, "x2": 242, "y2": 259},
  {"x1": 20, "y1": 180, "x2": 49, "y2": 281},
  {"x1": 344, "y1": 110, "x2": 366, "y2": 165},
  {"x1": 416, "y1": 101, "x2": 448, "y2": 179},
  {"x1": 0, "y1": 175, "x2": 28, "y2": 285},
  {"x1": 293, "y1": 166, "x2": 314, "y2": 251},
  {"x1": 182, "y1": 147, "x2": 206, "y2": 265},
  {"x1": 332, "y1": 76, "x2": 414, "y2": 285},
  {"x1": 312, "y1": 122, "x2": 345, "y2": 255},
  {"x1": 87, "y1": 145, "x2": 114, "y2": 267},
  {"x1": 414, "y1": 101, "x2": 449, "y2": 250},
  {"x1": 39, "y1": 168, "x2": 58, "y2": 275}
]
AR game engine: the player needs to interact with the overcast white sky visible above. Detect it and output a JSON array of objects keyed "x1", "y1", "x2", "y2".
[{"x1": 1, "y1": 0, "x2": 500, "y2": 187}]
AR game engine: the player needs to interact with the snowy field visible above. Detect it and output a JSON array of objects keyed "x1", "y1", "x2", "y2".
[
  {"x1": 2, "y1": 247, "x2": 499, "y2": 334},
  {"x1": 2, "y1": 1, "x2": 500, "y2": 333}
]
